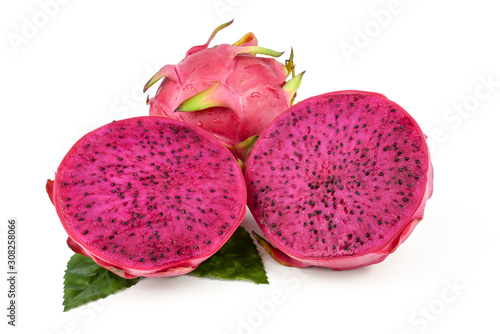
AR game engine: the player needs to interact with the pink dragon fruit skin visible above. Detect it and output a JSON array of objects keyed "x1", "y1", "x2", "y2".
[
  {"x1": 245, "y1": 91, "x2": 433, "y2": 270},
  {"x1": 144, "y1": 21, "x2": 303, "y2": 153},
  {"x1": 47, "y1": 116, "x2": 247, "y2": 279}
]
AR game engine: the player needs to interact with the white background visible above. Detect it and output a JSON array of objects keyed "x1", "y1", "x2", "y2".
[{"x1": 2, "y1": 0, "x2": 499, "y2": 333}]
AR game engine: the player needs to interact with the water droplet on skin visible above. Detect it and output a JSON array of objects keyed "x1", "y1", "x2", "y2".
[{"x1": 212, "y1": 116, "x2": 223, "y2": 124}]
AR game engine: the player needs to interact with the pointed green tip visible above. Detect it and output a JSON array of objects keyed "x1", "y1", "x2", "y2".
[
  {"x1": 285, "y1": 47, "x2": 295, "y2": 77},
  {"x1": 241, "y1": 46, "x2": 284, "y2": 58},
  {"x1": 206, "y1": 20, "x2": 234, "y2": 45},
  {"x1": 228, "y1": 135, "x2": 259, "y2": 163},
  {"x1": 143, "y1": 73, "x2": 161, "y2": 93},
  {"x1": 175, "y1": 82, "x2": 225, "y2": 112},
  {"x1": 237, "y1": 159, "x2": 245, "y2": 172},
  {"x1": 283, "y1": 70, "x2": 305, "y2": 104},
  {"x1": 252, "y1": 231, "x2": 273, "y2": 253},
  {"x1": 233, "y1": 32, "x2": 256, "y2": 46},
  {"x1": 144, "y1": 65, "x2": 178, "y2": 93},
  {"x1": 186, "y1": 20, "x2": 235, "y2": 56}
]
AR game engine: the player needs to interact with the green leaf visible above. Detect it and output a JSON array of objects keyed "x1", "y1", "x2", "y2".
[
  {"x1": 189, "y1": 226, "x2": 269, "y2": 284},
  {"x1": 63, "y1": 254, "x2": 140, "y2": 312},
  {"x1": 62, "y1": 226, "x2": 267, "y2": 311}
]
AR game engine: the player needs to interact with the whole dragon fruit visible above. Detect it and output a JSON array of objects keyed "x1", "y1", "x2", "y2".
[
  {"x1": 245, "y1": 91, "x2": 433, "y2": 270},
  {"x1": 143, "y1": 20, "x2": 303, "y2": 159},
  {"x1": 47, "y1": 116, "x2": 247, "y2": 278}
]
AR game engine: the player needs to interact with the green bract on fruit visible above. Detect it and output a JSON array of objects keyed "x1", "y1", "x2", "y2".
[
  {"x1": 245, "y1": 91, "x2": 433, "y2": 270},
  {"x1": 144, "y1": 20, "x2": 303, "y2": 160},
  {"x1": 47, "y1": 117, "x2": 247, "y2": 278}
]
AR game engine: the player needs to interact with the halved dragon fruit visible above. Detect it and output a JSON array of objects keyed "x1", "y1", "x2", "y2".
[
  {"x1": 47, "y1": 116, "x2": 247, "y2": 278},
  {"x1": 245, "y1": 91, "x2": 433, "y2": 270},
  {"x1": 144, "y1": 20, "x2": 303, "y2": 158}
]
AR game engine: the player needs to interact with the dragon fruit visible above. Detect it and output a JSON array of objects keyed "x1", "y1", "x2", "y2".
[
  {"x1": 143, "y1": 20, "x2": 303, "y2": 158},
  {"x1": 245, "y1": 91, "x2": 433, "y2": 270},
  {"x1": 46, "y1": 116, "x2": 247, "y2": 279}
]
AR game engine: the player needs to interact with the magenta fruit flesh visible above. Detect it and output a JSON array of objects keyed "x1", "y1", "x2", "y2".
[
  {"x1": 245, "y1": 91, "x2": 433, "y2": 270},
  {"x1": 47, "y1": 116, "x2": 247, "y2": 278}
]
